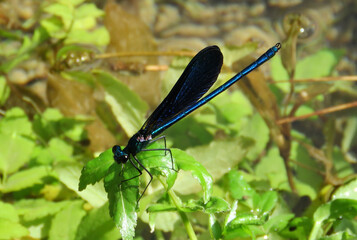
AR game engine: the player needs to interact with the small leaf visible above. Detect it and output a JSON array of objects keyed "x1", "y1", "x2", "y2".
[
  {"x1": 75, "y1": 3, "x2": 104, "y2": 18},
  {"x1": 138, "y1": 141, "x2": 178, "y2": 189},
  {"x1": 2, "y1": 166, "x2": 52, "y2": 193},
  {"x1": 0, "y1": 133, "x2": 35, "y2": 175},
  {"x1": 47, "y1": 138, "x2": 74, "y2": 162},
  {"x1": 14, "y1": 199, "x2": 71, "y2": 222},
  {"x1": 228, "y1": 170, "x2": 254, "y2": 199},
  {"x1": 79, "y1": 149, "x2": 113, "y2": 191},
  {"x1": 333, "y1": 178, "x2": 357, "y2": 200},
  {"x1": 0, "y1": 107, "x2": 32, "y2": 135},
  {"x1": 147, "y1": 203, "x2": 177, "y2": 213},
  {"x1": 294, "y1": 49, "x2": 345, "y2": 80},
  {"x1": 209, "y1": 214, "x2": 222, "y2": 240},
  {"x1": 0, "y1": 219, "x2": 28, "y2": 239},
  {"x1": 49, "y1": 200, "x2": 86, "y2": 240},
  {"x1": 264, "y1": 213, "x2": 294, "y2": 232},
  {"x1": 40, "y1": 17, "x2": 67, "y2": 39},
  {"x1": 256, "y1": 191, "x2": 278, "y2": 215},
  {"x1": 76, "y1": 203, "x2": 120, "y2": 240},
  {"x1": 239, "y1": 113, "x2": 269, "y2": 160},
  {"x1": 188, "y1": 138, "x2": 253, "y2": 181},
  {"x1": 255, "y1": 147, "x2": 289, "y2": 191},
  {"x1": 104, "y1": 163, "x2": 138, "y2": 240},
  {"x1": 173, "y1": 148, "x2": 213, "y2": 203},
  {"x1": 0, "y1": 201, "x2": 19, "y2": 222},
  {"x1": 227, "y1": 212, "x2": 264, "y2": 227},
  {"x1": 66, "y1": 27, "x2": 110, "y2": 46},
  {"x1": 55, "y1": 162, "x2": 106, "y2": 208},
  {"x1": 224, "y1": 200, "x2": 238, "y2": 227},
  {"x1": 204, "y1": 197, "x2": 230, "y2": 213},
  {"x1": 95, "y1": 70, "x2": 148, "y2": 137}
]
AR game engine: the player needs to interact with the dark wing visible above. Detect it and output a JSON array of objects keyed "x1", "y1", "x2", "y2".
[{"x1": 140, "y1": 45, "x2": 223, "y2": 136}]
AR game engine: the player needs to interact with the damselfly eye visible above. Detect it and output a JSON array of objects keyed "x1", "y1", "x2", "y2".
[{"x1": 112, "y1": 145, "x2": 122, "y2": 154}]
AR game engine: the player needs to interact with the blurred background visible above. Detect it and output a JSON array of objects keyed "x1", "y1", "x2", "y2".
[{"x1": 0, "y1": 0, "x2": 356, "y2": 239}]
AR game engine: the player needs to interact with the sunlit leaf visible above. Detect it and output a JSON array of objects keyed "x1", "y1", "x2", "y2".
[
  {"x1": 104, "y1": 163, "x2": 138, "y2": 240},
  {"x1": 172, "y1": 149, "x2": 213, "y2": 203},
  {"x1": 56, "y1": 162, "x2": 106, "y2": 208},
  {"x1": 76, "y1": 203, "x2": 121, "y2": 240},
  {"x1": 79, "y1": 149, "x2": 113, "y2": 191},
  {"x1": 49, "y1": 200, "x2": 86, "y2": 240},
  {"x1": 95, "y1": 70, "x2": 148, "y2": 137},
  {"x1": 2, "y1": 166, "x2": 52, "y2": 193}
]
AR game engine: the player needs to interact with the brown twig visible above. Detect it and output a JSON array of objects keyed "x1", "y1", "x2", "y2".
[
  {"x1": 272, "y1": 75, "x2": 357, "y2": 83},
  {"x1": 95, "y1": 50, "x2": 196, "y2": 59},
  {"x1": 277, "y1": 101, "x2": 357, "y2": 124}
]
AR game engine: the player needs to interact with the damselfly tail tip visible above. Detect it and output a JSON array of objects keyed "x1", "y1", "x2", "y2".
[{"x1": 275, "y1": 43, "x2": 281, "y2": 50}]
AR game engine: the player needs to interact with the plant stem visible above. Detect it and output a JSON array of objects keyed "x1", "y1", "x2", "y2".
[{"x1": 158, "y1": 177, "x2": 197, "y2": 240}]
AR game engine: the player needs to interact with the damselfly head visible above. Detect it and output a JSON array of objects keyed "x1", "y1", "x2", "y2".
[{"x1": 112, "y1": 145, "x2": 129, "y2": 164}]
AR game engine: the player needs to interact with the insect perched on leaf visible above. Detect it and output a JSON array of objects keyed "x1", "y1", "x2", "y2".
[{"x1": 112, "y1": 43, "x2": 281, "y2": 202}]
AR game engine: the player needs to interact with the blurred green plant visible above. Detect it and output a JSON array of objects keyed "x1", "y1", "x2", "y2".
[{"x1": 0, "y1": 1, "x2": 356, "y2": 240}]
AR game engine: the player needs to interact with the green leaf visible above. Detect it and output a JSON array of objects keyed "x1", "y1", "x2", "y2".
[
  {"x1": 148, "y1": 211, "x2": 179, "y2": 233},
  {"x1": 0, "y1": 107, "x2": 32, "y2": 135},
  {"x1": 209, "y1": 214, "x2": 222, "y2": 240},
  {"x1": 271, "y1": 48, "x2": 345, "y2": 84},
  {"x1": 186, "y1": 137, "x2": 253, "y2": 182},
  {"x1": 294, "y1": 49, "x2": 345, "y2": 80},
  {"x1": 332, "y1": 178, "x2": 357, "y2": 200},
  {"x1": 239, "y1": 113, "x2": 269, "y2": 160},
  {"x1": 104, "y1": 163, "x2": 138, "y2": 240},
  {"x1": 227, "y1": 212, "x2": 264, "y2": 227},
  {"x1": 40, "y1": 17, "x2": 66, "y2": 39},
  {"x1": 228, "y1": 170, "x2": 254, "y2": 199},
  {"x1": 49, "y1": 200, "x2": 86, "y2": 240},
  {"x1": 224, "y1": 200, "x2": 238, "y2": 227},
  {"x1": 212, "y1": 90, "x2": 253, "y2": 124},
  {"x1": 173, "y1": 148, "x2": 213, "y2": 203},
  {"x1": 147, "y1": 203, "x2": 177, "y2": 213},
  {"x1": 33, "y1": 108, "x2": 89, "y2": 142},
  {"x1": 75, "y1": 3, "x2": 104, "y2": 19},
  {"x1": 79, "y1": 149, "x2": 113, "y2": 191},
  {"x1": 57, "y1": 0, "x2": 86, "y2": 6},
  {"x1": 47, "y1": 138, "x2": 74, "y2": 162},
  {"x1": 332, "y1": 147, "x2": 354, "y2": 179},
  {"x1": 14, "y1": 199, "x2": 71, "y2": 222},
  {"x1": 0, "y1": 201, "x2": 19, "y2": 222},
  {"x1": 0, "y1": 76, "x2": 10, "y2": 105},
  {"x1": 55, "y1": 162, "x2": 106, "y2": 208},
  {"x1": 137, "y1": 141, "x2": 178, "y2": 190},
  {"x1": 310, "y1": 199, "x2": 357, "y2": 240},
  {"x1": 264, "y1": 213, "x2": 294, "y2": 232},
  {"x1": 291, "y1": 140, "x2": 324, "y2": 199},
  {"x1": 204, "y1": 197, "x2": 230, "y2": 213},
  {"x1": 43, "y1": 3, "x2": 73, "y2": 22},
  {"x1": 280, "y1": 217, "x2": 312, "y2": 239},
  {"x1": 0, "y1": 108, "x2": 36, "y2": 174},
  {"x1": 256, "y1": 191, "x2": 278, "y2": 215},
  {"x1": 76, "y1": 203, "x2": 121, "y2": 240},
  {"x1": 255, "y1": 147, "x2": 289, "y2": 191},
  {"x1": 95, "y1": 70, "x2": 148, "y2": 137},
  {"x1": 2, "y1": 166, "x2": 52, "y2": 193},
  {"x1": 0, "y1": 133, "x2": 35, "y2": 175},
  {"x1": 66, "y1": 27, "x2": 109, "y2": 46},
  {"x1": 224, "y1": 212, "x2": 265, "y2": 239},
  {"x1": 0, "y1": 218, "x2": 28, "y2": 240}
]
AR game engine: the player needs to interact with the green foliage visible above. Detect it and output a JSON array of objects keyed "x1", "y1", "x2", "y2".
[
  {"x1": 41, "y1": 1, "x2": 109, "y2": 46},
  {"x1": 0, "y1": 2, "x2": 356, "y2": 239}
]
